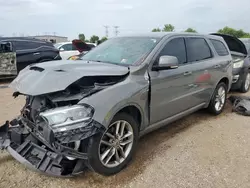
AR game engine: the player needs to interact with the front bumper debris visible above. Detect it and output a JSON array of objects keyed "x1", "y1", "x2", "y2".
[{"x1": 0, "y1": 118, "x2": 105, "y2": 177}]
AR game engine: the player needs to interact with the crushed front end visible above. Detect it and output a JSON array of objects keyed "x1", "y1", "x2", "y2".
[{"x1": 0, "y1": 92, "x2": 105, "y2": 177}]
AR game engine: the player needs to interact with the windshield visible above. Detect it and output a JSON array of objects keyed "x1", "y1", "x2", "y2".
[
  {"x1": 80, "y1": 37, "x2": 160, "y2": 66},
  {"x1": 240, "y1": 39, "x2": 250, "y2": 53},
  {"x1": 243, "y1": 42, "x2": 250, "y2": 53}
]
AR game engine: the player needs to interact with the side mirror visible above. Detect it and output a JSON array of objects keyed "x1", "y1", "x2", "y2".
[
  {"x1": 59, "y1": 47, "x2": 65, "y2": 51},
  {"x1": 152, "y1": 55, "x2": 179, "y2": 71}
]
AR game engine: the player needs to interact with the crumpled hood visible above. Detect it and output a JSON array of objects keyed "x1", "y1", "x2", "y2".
[{"x1": 9, "y1": 60, "x2": 129, "y2": 96}]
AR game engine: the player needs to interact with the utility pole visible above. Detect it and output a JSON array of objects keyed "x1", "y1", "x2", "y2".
[
  {"x1": 104, "y1": 25, "x2": 109, "y2": 38},
  {"x1": 113, "y1": 26, "x2": 119, "y2": 36}
]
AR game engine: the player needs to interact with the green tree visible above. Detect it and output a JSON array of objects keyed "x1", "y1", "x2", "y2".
[
  {"x1": 85, "y1": 39, "x2": 90, "y2": 42},
  {"x1": 162, "y1": 24, "x2": 175, "y2": 32},
  {"x1": 152, "y1": 28, "x2": 161, "y2": 32},
  {"x1": 90, "y1": 35, "x2": 99, "y2": 43},
  {"x1": 185, "y1": 28, "x2": 197, "y2": 33},
  {"x1": 217, "y1": 27, "x2": 250, "y2": 38},
  {"x1": 78, "y1": 33, "x2": 85, "y2": 41},
  {"x1": 100, "y1": 37, "x2": 108, "y2": 43}
]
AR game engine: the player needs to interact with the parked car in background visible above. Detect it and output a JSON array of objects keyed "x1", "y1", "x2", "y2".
[
  {"x1": 54, "y1": 40, "x2": 96, "y2": 60},
  {"x1": 0, "y1": 37, "x2": 61, "y2": 78},
  {"x1": 211, "y1": 34, "x2": 250, "y2": 92},
  {"x1": 240, "y1": 38, "x2": 250, "y2": 52},
  {"x1": 0, "y1": 33, "x2": 232, "y2": 177}
]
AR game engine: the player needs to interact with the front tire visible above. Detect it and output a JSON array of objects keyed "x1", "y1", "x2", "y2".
[
  {"x1": 86, "y1": 113, "x2": 139, "y2": 176},
  {"x1": 240, "y1": 72, "x2": 250, "y2": 93},
  {"x1": 208, "y1": 82, "x2": 227, "y2": 115}
]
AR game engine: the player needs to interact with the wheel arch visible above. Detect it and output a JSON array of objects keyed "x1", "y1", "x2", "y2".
[
  {"x1": 206, "y1": 77, "x2": 230, "y2": 108},
  {"x1": 108, "y1": 103, "x2": 143, "y2": 131},
  {"x1": 218, "y1": 77, "x2": 230, "y2": 90}
]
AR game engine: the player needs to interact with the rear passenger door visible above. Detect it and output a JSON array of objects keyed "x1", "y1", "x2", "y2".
[{"x1": 184, "y1": 37, "x2": 216, "y2": 105}]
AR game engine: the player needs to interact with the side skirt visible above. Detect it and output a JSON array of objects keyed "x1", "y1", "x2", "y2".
[{"x1": 139, "y1": 103, "x2": 206, "y2": 137}]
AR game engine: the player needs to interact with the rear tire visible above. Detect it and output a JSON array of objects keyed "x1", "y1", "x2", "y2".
[
  {"x1": 240, "y1": 72, "x2": 250, "y2": 93},
  {"x1": 208, "y1": 82, "x2": 227, "y2": 115},
  {"x1": 86, "y1": 113, "x2": 139, "y2": 176}
]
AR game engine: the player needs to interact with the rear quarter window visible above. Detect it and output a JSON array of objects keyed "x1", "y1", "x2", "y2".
[
  {"x1": 210, "y1": 39, "x2": 229, "y2": 56},
  {"x1": 186, "y1": 38, "x2": 212, "y2": 62}
]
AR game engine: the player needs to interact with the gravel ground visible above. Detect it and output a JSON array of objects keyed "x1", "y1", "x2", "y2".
[{"x1": 0, "y1": 86, "x2": 250, "y2": 188}]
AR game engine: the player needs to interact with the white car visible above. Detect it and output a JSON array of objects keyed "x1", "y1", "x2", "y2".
[{"x1": 54, "y1": 41, "x2": 96, "y2": 60}]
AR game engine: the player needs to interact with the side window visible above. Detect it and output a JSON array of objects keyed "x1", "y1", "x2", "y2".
[
  {"x1": 15, "y1": 41, "x2": 41, "y2": 50},
  {"x1": 158, "y1": 38, "x2": 187, "y2": 64},
  {"x1": 15, "y1": 41, "x2": 32, "y2": 50},
  {"x1": 210, "y1": 39, "x2": 229, "y2": 56},
  {"x1": 186, "y1": 38, "x2": 212, "y2": 62},
  {"x1": 60, "y1": 44, "x2": 73, "y2": 51}
]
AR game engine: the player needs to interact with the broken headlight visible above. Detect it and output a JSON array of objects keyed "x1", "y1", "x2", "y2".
[{"x1": 40, "y1": 104, "x2": 94, "y2": 133}]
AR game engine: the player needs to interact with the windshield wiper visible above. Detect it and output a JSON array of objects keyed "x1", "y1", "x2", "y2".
[{"x1": 84, "y1": 60, "x2": 128, "y2": 67}]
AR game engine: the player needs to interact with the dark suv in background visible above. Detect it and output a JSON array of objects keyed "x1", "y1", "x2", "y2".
[{"x1": 0, "y1": 37, "x2": 61, "y2": 78}]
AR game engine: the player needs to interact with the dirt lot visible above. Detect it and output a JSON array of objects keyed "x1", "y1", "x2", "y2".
[{"x1": 0, "y1": 85, "x2": 250, "y2": 188}]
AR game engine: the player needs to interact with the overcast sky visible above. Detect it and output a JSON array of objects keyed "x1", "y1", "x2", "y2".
[{"x1": 0, "y1": 0, "x2": 249, "y2": 40}]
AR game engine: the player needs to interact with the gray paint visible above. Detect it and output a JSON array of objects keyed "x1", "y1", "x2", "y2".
[
  {"x1": 10, "y1": 32, "x2": 233, "y2": 135},
  {"x1": 9, "y1": 60, "x2": 129, "y2": 95}
]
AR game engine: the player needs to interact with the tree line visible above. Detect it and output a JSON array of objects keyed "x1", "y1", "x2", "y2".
[
  {"x1": 78, "y1": 24, "x2": 250, "y2": 43},
  {"x1": 78, "y1": 34, "x2": 108, "y2": 44},
  {"x1": 151, "y1": 24, "x2": 250, "y2": 38}
]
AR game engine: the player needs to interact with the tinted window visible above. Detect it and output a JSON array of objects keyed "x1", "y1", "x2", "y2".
[
  {"x1": 158, "y1": 38, "x2": 187, "y2": 64},
  {"x1": 15, "y1": 41, "x2": 45, "y2": 50},
  {"x1": 186, "y1": 38, "x2": 212, "y2": 62},
  {"x1": 210, "y1": 39, "x2": 229, "y2": 56},
  {"x1": 61, "y1": 44, "x2": 73, "y2": 51}
]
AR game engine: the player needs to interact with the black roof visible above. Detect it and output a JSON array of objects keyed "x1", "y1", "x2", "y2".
[{"x1": 0, "y1": 37, "x2": 49, "y2": 43}]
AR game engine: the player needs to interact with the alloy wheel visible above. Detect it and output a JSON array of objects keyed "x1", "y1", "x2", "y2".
[
  {"x1": 244, "y1": 73, "x2": 250, "y2": 91},
  {"x1": 214, "y1": 86, "x2": 226, "y2": 112},
  {"x1": 99, "y1": 120, "x2": 134, "y2": 168}
]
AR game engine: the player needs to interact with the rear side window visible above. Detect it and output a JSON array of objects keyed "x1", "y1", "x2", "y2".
[
  {"x1": 158, "y1": 38, "x2": 187, "y2": 64},
  {"x1": 186, "y1": 38, "x2": 212, "y2": 62},
  {"x1": 210, "y1": 39, "x2": 229, "y2": 56},
  {"x1": 15, "y1": 41, "x2": 45, "y2": 50},
  {"x1": 60, "y1": 43, "x2": 73, "y2": 51}
]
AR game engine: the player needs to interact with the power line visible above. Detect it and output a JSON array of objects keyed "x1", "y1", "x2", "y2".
[
  {"x1": 113, "y1": 26, "x2": 120, "y2": 36},
  {"x1": 104, "y1": 25, "x2": 109, "y2": 38}
]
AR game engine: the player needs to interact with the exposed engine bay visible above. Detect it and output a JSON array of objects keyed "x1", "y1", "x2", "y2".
[{"x1": 0, "y1": 74, "x2": 128, "y2": 177}]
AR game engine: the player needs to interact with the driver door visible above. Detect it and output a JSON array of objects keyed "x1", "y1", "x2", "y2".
[
  {"x1": 0, "y1": 41, "x2": 17, "y2": 76},
  {"x1": 149, "y1": 37, "x2": 198, "y2": 124}
]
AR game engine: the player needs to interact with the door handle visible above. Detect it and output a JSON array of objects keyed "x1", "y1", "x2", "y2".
[
  {"x1": 214, "y1": 64, "x2": 221, "y2": 68},
  {"x1": 183, "y1": 71, "x2": 192, "y2": 76},
  {"x1": 33, "y1": 52, "x2": 40, "y2": 55},
  {"x1": 188, "y1": 84, "x2": 198, "y2": 88}
]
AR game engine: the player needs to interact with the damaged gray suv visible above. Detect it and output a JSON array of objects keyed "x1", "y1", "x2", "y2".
[{"x1": 0, "y1": 33, "x2": 233, "y2": 177}]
